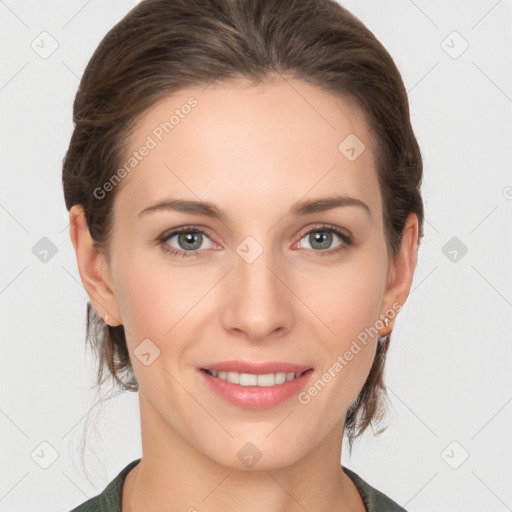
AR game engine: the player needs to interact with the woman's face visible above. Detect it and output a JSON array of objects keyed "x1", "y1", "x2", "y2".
[{"x1": 83, "y1": 75, "x2": 414, "y2": 469}]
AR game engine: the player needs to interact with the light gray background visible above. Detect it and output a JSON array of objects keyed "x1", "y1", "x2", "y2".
[{"x1": 1, "y1": 1, "x2": 511, "y2": 511}]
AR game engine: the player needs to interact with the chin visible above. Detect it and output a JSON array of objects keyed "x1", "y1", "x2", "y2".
[{"x1": 199, "y1": 433, "x2": 308, "y2": 472}]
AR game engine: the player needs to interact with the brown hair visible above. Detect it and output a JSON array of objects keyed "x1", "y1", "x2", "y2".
[{"x1": 63, "y1": 0, "x2": 424, "y2": 450}]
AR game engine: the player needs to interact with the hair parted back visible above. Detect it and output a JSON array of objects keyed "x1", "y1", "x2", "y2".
[{"x1": 62, "y1": 0, "x2": 424, "y2": 450}]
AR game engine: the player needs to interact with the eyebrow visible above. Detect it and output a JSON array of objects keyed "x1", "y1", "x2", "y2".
[{"x1": 137, "y1": 195, "x2": 371, "y2": 221}]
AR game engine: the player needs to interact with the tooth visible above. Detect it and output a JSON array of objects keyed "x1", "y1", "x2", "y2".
[
  {"x1": 257, "y1": 373, "x2": 276, "y2": 386},
  {"x1": 209, "y1": 370, "x2": 303, "y2": 386},
  {"x1": 274, "y1": 372, "x2": 286, "y2": 384},
  {"x1": 226, "y1": 371, "x2": 240, "y2": 384},
  {"x1": 239, "y1": 373, "x2": 258, "y2": 386}
]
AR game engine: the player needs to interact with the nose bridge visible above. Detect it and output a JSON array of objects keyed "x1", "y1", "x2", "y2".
[{"x1": 221, "y1": 232, "x2": 294, "y2": 339}]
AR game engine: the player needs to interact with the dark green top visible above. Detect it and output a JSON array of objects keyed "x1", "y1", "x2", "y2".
[{"x1": 69, "y1": 458, "x2": 407, "y2": 511}]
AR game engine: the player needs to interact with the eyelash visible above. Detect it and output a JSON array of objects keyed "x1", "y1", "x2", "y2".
[{"x1": 157, "y1": 224, "x2": 353, "y2": 258}]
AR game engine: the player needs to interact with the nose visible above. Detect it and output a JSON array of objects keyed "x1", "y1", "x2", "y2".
[{"x1": 220, "y1": 242, "x2": 295, "y2": 342}]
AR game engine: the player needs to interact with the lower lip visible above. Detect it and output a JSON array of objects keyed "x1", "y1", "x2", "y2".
[{"x1": 198, "y1": 368, "x2": 314, "y2": 410}]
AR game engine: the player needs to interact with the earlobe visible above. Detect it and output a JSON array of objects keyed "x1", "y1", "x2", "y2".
[
  {"x1": 379, "y1": 212, "x2": 419, "y2": 335},
  {"x1": 68, "y1": 204, "x2": 122, "y2": 326}
]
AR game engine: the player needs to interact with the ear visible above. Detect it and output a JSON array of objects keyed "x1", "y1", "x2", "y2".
[
  {"x1": 68, "y1": 204, "x2": 122, "y2": 326},
  {"x1": 378, "y1": 212, "x2": 419, "y2": 336}
]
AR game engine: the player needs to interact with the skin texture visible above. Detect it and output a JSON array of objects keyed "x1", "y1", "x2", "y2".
[{"x1": 69, "y1": 75, "x2": 418, "y2": 512}]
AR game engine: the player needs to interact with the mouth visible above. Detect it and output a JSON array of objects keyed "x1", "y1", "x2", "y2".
[
  {"x1": 199, "y1": 359, "x2": 313, "y2": 386},
  {"x1": 198, "y1": 363, "x2": 314, "y2": 410},
  {"x1": 198, "y1": 365, "x2": 315, "y2": 409},
  {"x1": 200, "y1": 368, "x2": 311, "y2": 387}
]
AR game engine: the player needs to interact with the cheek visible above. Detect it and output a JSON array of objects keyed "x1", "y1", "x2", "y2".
[
  {"x1": 300, "y1": 255, "x2": 386, "y2": 405},
  {"x1": 113, "y1": 252, "x2": 216, "y2": 351},
  {"x1": 114, "y1": 267, "x2": 159, "y2": 336},
  {"x1": 307, "y1": 261, "x2": 386, "y2": 343}
]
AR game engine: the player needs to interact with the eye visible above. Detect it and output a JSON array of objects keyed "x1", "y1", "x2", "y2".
[
  {"x1": 158, "y1": 224, "x2": 353, "y2": 259},
  {"x1": 296, "y1": 225, "x2": 353, "y2": 256},
  {"x1": 159, "y1": 227, "x2": 215, "y2": 258}
]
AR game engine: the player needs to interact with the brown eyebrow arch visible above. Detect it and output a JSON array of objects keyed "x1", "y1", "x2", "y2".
[
  {"x1": 290, "y1": 195, "x2": 371, "y2": 218},
  {"x1": 137, "y1": 195, "x2": 371, "y2": 221}
]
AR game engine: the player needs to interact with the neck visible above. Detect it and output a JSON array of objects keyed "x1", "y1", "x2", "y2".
[{"x1": 122, "y1": 393, "x2": 365, "y2": 512}]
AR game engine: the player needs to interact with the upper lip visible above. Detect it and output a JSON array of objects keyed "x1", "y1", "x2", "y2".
[{"x1": 200, "y1": 360, "x2": 313, "y2": 375}]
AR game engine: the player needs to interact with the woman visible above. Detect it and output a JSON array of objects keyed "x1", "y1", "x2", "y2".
[{"x1": 64, "y1": 0, "x2": 423, "y2": 510}]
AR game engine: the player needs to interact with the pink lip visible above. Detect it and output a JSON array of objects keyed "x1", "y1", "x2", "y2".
[
  {"x1": 200, "y1": 360, "x2": 312, "y2": 374},
  {"x1": 198, "y1": 363, "x2": 314, "y2": 410}
]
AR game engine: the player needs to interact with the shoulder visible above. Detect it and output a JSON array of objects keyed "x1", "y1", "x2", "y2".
[
  {"x1": 68, "y1": 459, "x2": 142, "y2": 512},
  {"x1": 342, "y1": 466, "x2": 408, "y2": 512}
]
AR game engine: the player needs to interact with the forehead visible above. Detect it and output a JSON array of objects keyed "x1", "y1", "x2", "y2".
[{"x1": 113, "y1": 75, "x2": 380, "y2": 224}]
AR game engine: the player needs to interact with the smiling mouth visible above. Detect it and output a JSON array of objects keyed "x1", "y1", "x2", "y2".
[{"x1": 201, "y1": 368, "x2": 312, "y2": 387}]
